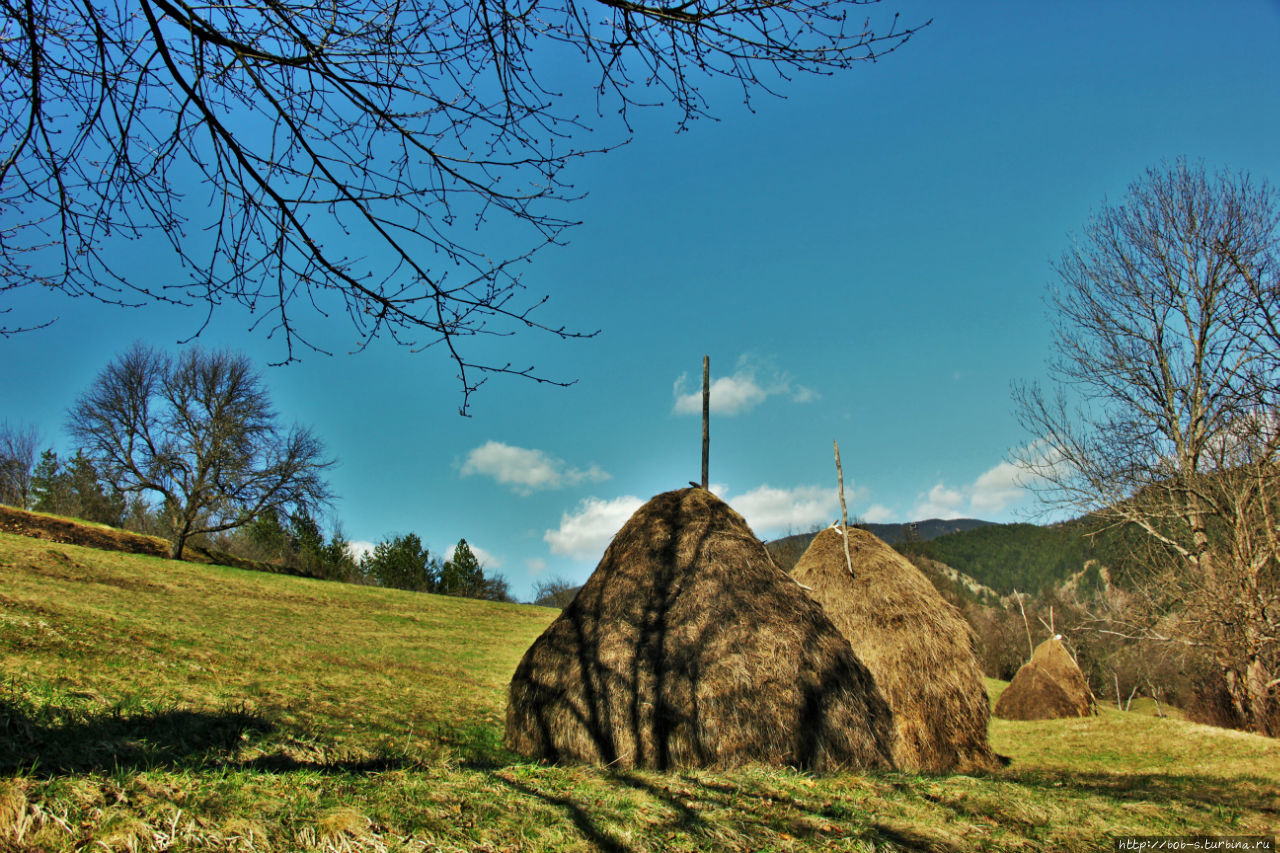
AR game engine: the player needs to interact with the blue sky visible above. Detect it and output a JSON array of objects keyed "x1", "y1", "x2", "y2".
[{"x1": 3, "y1": 0, "x2": 1279, "y2": 600}]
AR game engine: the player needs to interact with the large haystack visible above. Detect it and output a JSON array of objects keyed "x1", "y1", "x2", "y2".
[
  {"x1": 791, "y1": 526, "x2": 999, "y2": 773},
  {"x1": 993, "y1": 636, "x2": 1097, "y2": 721},
  {"x1": 506, "y1": 488, "x2": 894, "y2": 772}
]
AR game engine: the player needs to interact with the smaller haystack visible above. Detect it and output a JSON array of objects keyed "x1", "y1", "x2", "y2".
[
  {"x1": 791, "y1": 526, "x2": 999, "y2": 773},
  {"x1": 993, "y1": 636, "x2": 1097, "y2": 721},
  {"x1": 505, "y1": 488, "x2": 894, "y2": 772}
]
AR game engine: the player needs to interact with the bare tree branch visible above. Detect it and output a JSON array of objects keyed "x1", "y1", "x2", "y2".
[
  {"x1": 1013, "y1": 158, "x2": 1280, "y2": 735},
  {"x1": 68, "y1": 342, "x2": 334, "y2": 558},
  {"x1": 0, "y1": 418, "x2": 40, "y2": 507},
  {"x1": 0, "y1": 0, "x2": 925, "y2": 412}
]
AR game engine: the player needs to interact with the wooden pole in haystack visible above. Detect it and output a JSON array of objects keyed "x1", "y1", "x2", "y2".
[
  {"x1": 701, "y1": 355, "x2": 710, "y2": 490},
  {"x1": 1014, "y1": 589, "x2": 1034, "y2": 658},
  {"x1": 833, "y1": 439, "x2": 854, "y2": 577}
]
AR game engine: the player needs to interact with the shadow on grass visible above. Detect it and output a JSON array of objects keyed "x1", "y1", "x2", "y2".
[
  {"x1": 1000, "y1": 767, "x2": 1280, "y2": 819},
  {"x1": 489, "y1": 763, "x2": 967, "y2": 852},
  {"x1": 232, "y1": 721, "x2": 520, "y2": 775},
  {"x1": 613, "y1": 769, "x2": 953, "y2": 853},
  {"x1": 491, "y1": 760, "x2": 1277, "y2": 853},
  {"x1": 496, "y1": 773, "x2": 636, "y2": 853},
  {"x1": 1, "y1": 697, "x2": 272, "y2": 776}
]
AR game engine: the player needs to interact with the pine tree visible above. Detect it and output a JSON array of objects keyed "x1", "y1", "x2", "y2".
[
  {"x1": 360, "y1": 534, "x2": 438, "y2": 592},
  {"x1": 30, "y1": 450, "x2": 69, "y2": 515},
  {"x1": 68, "y1": 451, "x2": 125, "y2": 526},
  {"x1": 29, "y1": 449, "x2": 125, "y2": 525},
  {"x1": 440, "y1": 539, "x2": 486, "y2": 597}
]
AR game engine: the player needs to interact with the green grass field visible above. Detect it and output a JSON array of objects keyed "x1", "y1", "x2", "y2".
[{"x1": 2, "y1": 529, "x2": 1277, "y2": 851}]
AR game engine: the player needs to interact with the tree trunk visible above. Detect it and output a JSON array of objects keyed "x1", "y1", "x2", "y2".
[
  {"x1": 1184, "y1": 491, "x2": 1218, "y2": 589},
  {"x1": 169, "y1": 519, "x2": 191, "y2": 560},
  {"x1": 1245, "y1": 655, "x2": 1278, "y2": 737}
]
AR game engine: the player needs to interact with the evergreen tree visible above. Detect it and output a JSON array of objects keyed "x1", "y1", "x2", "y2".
[
  {"x1": 68, "y1": 451, "x2": 125, "y2": 526},
  {"x1": 439, "y1": 539, "x2": 487, "y2": 598},
  {"x1": 30, "y1": 450, "x2": 71, "y2": 515},
  {"x1": 288, "y1": 511, "x2": 326, "y2": 574},
  {"x1": 289, "y1": 512, "x2": 358, "y2": 582},
  {"x1": 30, "y1": 448, "x2": 124, "y2": 525},
  {"x1": 246, "y1": 508, "x2": 291, "y2": 563},
  {"x1": 360, "y1": 534, "x2": 438, "y2": 592},
  {"x1": 320, "y1": 527, "x2": 360, "y2": 584}
]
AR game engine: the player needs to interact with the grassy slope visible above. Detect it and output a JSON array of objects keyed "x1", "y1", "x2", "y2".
[{"x1": 2, "y1": 530, "x2": 1278, "y2": 852}]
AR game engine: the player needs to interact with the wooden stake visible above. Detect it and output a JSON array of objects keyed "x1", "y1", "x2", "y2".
[
  {"x1": 701, "y1": 355, "x2": 710, "y2": 490},
  {"x1": 834, "y1": 440, "x2": 853, "y2": 577},
  {"x1": 1015, "y1": 589, "x2": 1034, "y2": 658}
]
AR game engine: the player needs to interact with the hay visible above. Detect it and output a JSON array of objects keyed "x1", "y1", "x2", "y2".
[
  {"x1": 791, "y1": 526, "x2": 999, "y2": 773},
  {"x1": 505, "y1": 488, "x2": 894, "y2": 772},
  {"x1": 993, "y1": 636, "x2": 1097, "y2": 721}
]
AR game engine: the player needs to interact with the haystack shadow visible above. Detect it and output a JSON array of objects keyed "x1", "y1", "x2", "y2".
[{"x1": 1, "y1": 699, "x2": 272, "y2": 776}]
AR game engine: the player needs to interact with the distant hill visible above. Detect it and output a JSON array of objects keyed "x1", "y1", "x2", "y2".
[
  {"x1": 897, "y1": 522, "x2": 1089, "y2": 595},
  {"x1": 764, "y1": 516, "x2": 1139, "y2": 598},
  {"x1": 765, "y1": 518, "x2": 995, "y2": 573},
  {"x1": 871, "y1": 518, "x2": 997, "y2": 545}
]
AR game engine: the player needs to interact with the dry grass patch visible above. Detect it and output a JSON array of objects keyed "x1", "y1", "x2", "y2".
[{"x1": 2, "y1": 519, "x2": 1278, "y2": 851}]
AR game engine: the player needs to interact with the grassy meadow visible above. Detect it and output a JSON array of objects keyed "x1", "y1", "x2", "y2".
[{"x1": 2, "y1": 527, "x2": 1278, "y2": 851}]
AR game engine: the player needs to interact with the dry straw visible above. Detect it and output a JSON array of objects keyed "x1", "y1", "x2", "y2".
[
  {"x1": 993, "y1": 635, "x2": 1098, "y2": 721},
  {"x1": 505, "y1": 488, "x2": 895, "y2": 772},
  {"x1": 791, "y1": 526, "x2": 1000, "y2": 773}
]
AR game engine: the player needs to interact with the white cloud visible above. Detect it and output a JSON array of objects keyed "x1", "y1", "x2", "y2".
[
  {"x1": 673, "y1": 373, "x2": 767, "y2": 415},
  {"x1": 912, "y1": 483, "x2": 968, "y2": 520},
  {"x1": 728, "y1": 484, "x2": 840, "y2": 536},
  {"x1": 911, "y1": 448, "x2": 1048, "y2": 520},
  {"x1": 544, "y1": 495, "x2": 645, "y2": 559},
  {"x1": 460, "y1": 441, "x2": 609, "y2": 495},
  {"x1": 444, "y1": 541, "x2": 502, "y2": 568},
  {"x1": 1015, "y1": 438, "x2": 1072, "y2": 484},
  {"x1": 970, "y1": 460, "x2": 1025, "y2": 515},
  {"x1": 346, "y1": 540, "x2": 376, "y2": 562},
  {"x1": 672, "y1": 355, "x2": 816, "y2": 416},
  {"x1": 862, "y1": 504, "x2": 896, "y2": 524},
  {"x1": 791, "y1": 385, "x2": 821, "y2": 404},
  {"x1": 525, "y1": 557, "x2": 548, "y2": 575},
  {"x1": 545, "y1": 483, "x2": 849, "y2": 559},
  {"x1": 544, "y1": 482, "x2": 851, "y2": 562}
]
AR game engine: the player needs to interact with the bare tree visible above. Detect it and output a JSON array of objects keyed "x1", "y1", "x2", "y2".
[
  {"x1": 1, "y1": 1, "x2": 924, "y2": 412},
  {"x1": 69, "y1": 343, "x2": 333, "y2": 559},
  {"x1": 0, "y1": 419, "x2": 39, "y2": 507},
  {"x1": 1014, "y1": 158, "x2": 1280, "y2": 735},
  {"x1": 533, "y1": 575, "x2": 583, "y2": 609}
]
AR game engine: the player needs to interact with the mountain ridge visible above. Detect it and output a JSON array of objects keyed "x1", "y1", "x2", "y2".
[{"x1": 765, "y1": 517, "x2": 996, "y2": 573}]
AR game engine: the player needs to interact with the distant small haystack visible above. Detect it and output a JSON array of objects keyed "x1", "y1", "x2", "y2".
[
  {"x1": 505, "y1": 488, "x2": 894, "y2": 772},
  {"x1": 791, "y1": 526, "x2": 999, "y2": 773},
  {"x1": 994, "y1": 636, "x2": 1097, "y2": 721}
]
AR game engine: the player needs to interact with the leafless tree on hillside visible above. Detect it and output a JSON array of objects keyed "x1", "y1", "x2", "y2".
[
  {"x1": 1014, "y1": 158, "x2": 1280, "y2": 735},
  {"x1": 1, "y1": 0, "x2": 925, "y2": 412},
  {"x1": 533, "y1": 575, "x2": 583, "y2": 609},
  {"x1": 68, "y1": 343, "x2": 333, "y2": 559},
  {"x1": 0, "y1": 419, "x2": 39, "y2": 508}
]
